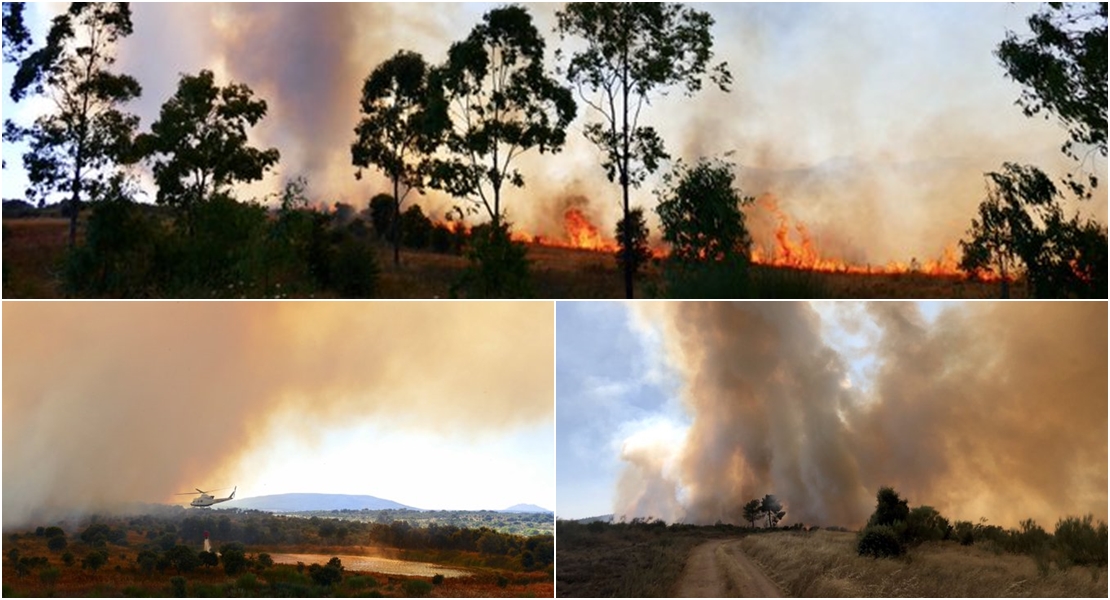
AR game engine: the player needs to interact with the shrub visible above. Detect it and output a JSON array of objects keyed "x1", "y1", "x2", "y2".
[
  {"x1": 309, "y1": 557, "x2": 344, "y2": 587},
  {"x1": 903, "y1": 505, "x2": 949, "y2": 545},
  {"x1": 431, "y1": 573, "x2": 445, "y2": 585},
  {"x1": 1054, "y1": 515, "x2": 1108, "y2": 566},
  {"x1": 346, "y1": 575, "x2": 378, "y2": 590},
  {"x1": 219, "y1": 542, "x2": 249, "y2": 576},
  {"x1": 400, "y1": 204, "x2": 433, "y2": 249},
  {"x1": 170, "y1": 576, "x2": 187, "y2": 598},
  {"x1": 38, "y1": 566, "x2": 60, "y2": 587},
  {"x1": 857, "y1": 525, "x2": 905, "y2": 558},
  {"x1": 325, "y1": 236, "x2": 379, "y2": 298},
  {"x1": 256, "y1": 552, "x2": 273, "y2": 568},
  {"x1": 867, "y1": 487, "x2": 909, "y2": 528},
  {"x1": 451, "y1": 222, "x2": 532, "y2": 298},
  {"x1": 47, "y1": 535, "x2": 67, "y2": 552},
  {"x1": 62, "y1": 552, "x2": 75, "y2": 567},
  {"x1": 402, "y1": 579, "x2": 434, "y2": 596},
  {"x1": 235, "y1": 572, "x2": 259, "y2": 592}
]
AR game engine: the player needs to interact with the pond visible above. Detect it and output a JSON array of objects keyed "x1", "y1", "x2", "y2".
[{"x1": 268, "y1": 553, "x2": 471, "y2": 579}]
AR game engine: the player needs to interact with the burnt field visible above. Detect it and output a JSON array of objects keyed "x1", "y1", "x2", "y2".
[{"x1": 1, "y1": 216, "x2": 1013, "y2": 299}]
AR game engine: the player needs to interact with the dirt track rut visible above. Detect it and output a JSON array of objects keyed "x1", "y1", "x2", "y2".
[{"x1": 674, "y1": 539, "x2": 784, "y2": 597}]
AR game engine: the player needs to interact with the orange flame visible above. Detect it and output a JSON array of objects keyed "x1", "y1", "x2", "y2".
[{"x1": 747, "y1": 196, "x2": 971, "y2": 277}]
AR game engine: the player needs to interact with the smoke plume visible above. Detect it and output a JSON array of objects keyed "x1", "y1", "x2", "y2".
[
  {"x1": 2, "y1": 302, "x2": 553, "y2": 529},
  {"x1": 617, "y1": 302, "x2": 1107, "y2": 529}
]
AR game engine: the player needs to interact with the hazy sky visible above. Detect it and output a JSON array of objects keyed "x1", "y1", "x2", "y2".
[
  {"x1": 2, "y1": 3, "x2": 1105, "y2": 266},
  {"x1": 556, "y1": 301, "x2": 1107, "y2": 529},
  {"x1": 2, "y1": 302, "x2": 555, "y2": 528}
]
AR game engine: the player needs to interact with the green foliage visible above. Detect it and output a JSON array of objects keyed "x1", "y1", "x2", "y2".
[
  {"x1": 43, "y1": 526, "x2": 64, "y2": 539},
  {"x1": 198, "y1": 550, "x2": 219, "y2": 569},
  {"x1": 136, "y1": 549, "x2": 159, "y2": 574},
  {"x1": 46, "y1": 535, "x2": 67, "y2": 552},
  {"x1": 82, "y1": 549, "x2": 109, "y2": 571},
  {"x1": 138, "y1": 69, "x2": 279, "y2": 218},
  {"x1": 219, "y1": 542, "x2": 249, "y2": 576},
  {"x1": 38, "y1": 566, "x2": 60, "y2": 587},
  {"x1": 742, "y1": 499, "x2": 762, "y2": 528},
  {"x1": 556, "y1": 1, "x2": 731, "y2": 298},
  {"x1": 760, "y1": 494, "x2": 785, "y2": 528},
  {"x1": 867, "y1": 487, "x2": 910, "y2": 528},
  {"x1": 996, "y1": 3, "x2": 1106, "y2": 176},
  {"x1": 656, "y1": 158, "x2": 753, "y2": 264},
  {"x1": 352, "y1": 50, "x2": 442, "y2": 266},
  {"x1": 402, "y1": 579, "x2": 434, "y2": 596},
  {"x1": 614, "y1": 207, "x2": 652, "y2": 281},
  {"x1": 322, "y1": 233, "x2": 380, "y2": 298},
  {"x1": 903, "y1": 505, "x2": 950, "y2": 544},
  {"x1": 169, "y1": 576, "x2": 187, "y2": 598},
  {"x1": 369, "y1": 193, "x2": 395, "y2": 240},
  {"x1": 431, "y1": 573, "x2": 445, "y2": 586},
  {"x1": 960, "y1": 162, "x2": 1108, "y2": 298},
  {"x1": 660, "y1": 253, "x2": 750, "y2": 299},
  {"x1": 430, "y1": 5, "x2": 575, "y2": 225},
  {"x1": 345, "y1": 575, "x2": 378, "y2": 591},
  {"x1": 857, "y1": 525, "x2": 906, "y2": 558},
  {"x1": 256, "y1": 552, "x2": 273, "y2": 568},
  {"x1": 452, "y1": 222, "x2": 533, "y2": 298},
  {"x1": 63, "y1": 193, "x2": 163, "y2": 297},
  {"x1": 165, "y1": 545, "x2": 201, "y2": 574},
  {"x1": 308, "y1": 557, "x2": 344, "y2": 587},
  {"x1": 235, "y1": 572, "x2": 259, "y2": 593},
  {"x1": 4, "y1": 2, "x2": 142, "y2": 246},
  {"x1": 61, "y1": 552, "x2": 75, "y2": 567},
  {"x1": 1054, "y1": 514, "x2": 1108, "y2": 566},
  {"x1": 400, "y1": 204, "x2": 433, "y2": 249}
]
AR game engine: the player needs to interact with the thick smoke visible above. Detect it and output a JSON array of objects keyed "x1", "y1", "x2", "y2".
[
  {"x1": 616, "y1": 303, "x2": 1107, "y2": 529},
  {"x1": 97, "y1": 3, "x2": 1105, "y2": 263},
  {"x1": 2, "y1": 302, "x2": 553, "y2": 529}
]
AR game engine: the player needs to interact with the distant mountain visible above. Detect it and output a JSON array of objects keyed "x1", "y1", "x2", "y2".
[
  {"x1": 501, "y1": 503, "x2": 552, "y2": 513},
  {"x1": 218, "y1": 493, "x2": 417, "y2": 512}
]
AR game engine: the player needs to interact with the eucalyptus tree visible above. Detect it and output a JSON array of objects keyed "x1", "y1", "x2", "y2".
[
  {"x1": 556, "y1": 2, "x2": 732, "y2": 298},
  {"x1": 430, "y1": 5, "x2": 575, "y2": 230},
  {"x1": 138, "y1": 69, "x2": 279, "y2": 233},
  {"x1": 4, "y1": 2, "x2": 142, "y2": 247},
  {"x1": 352, "y1": 50, "x2": 442, "y2": 265}
]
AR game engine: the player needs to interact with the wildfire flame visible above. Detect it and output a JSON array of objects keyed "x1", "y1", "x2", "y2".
[
  {"x1": 747, "y1": 195, "x2": 967, "y2": 277},
  {"x1": 437, "y1": 199, "x2": 993, "y2": 280}
]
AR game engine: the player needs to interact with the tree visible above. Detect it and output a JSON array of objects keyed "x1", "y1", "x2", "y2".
[
  {"x1": 615, "y1": 207, "x2": 652, "y2": 277},
  {"x1": 742, "y1": 499, "x2": 762, "y2": 528},
  {"x1": 867, "y1": 487, "x2": 909, "y2": 528},
  {"x1": 309, "y1": 556, "x2": 344, "y2": 587},
  {"x1": 219, "y1": 542, "x2": 249, "y2": 576},
  {"x1": 960, "y1": 162, "x2": 1107, "y2": 298},
  {"x1": 997, "y1": 2, "x2": 1106, "y2": 195},
  {"x1": 556, "y1": 2, "x2": 732, "y2": 298},
  {"x1": 197, "y1": 550, "x2": 219, "y2": 569},
  {"x1": 81, "y1": 549, "x2": 108, "y2": 572},
  {"x1": 165, "y1": 544, "x2": 200, "y2": 574},
  {"x1": 656, "y1": 157, "x2": 752, "y2": 264},
  {"x1": 138, "y1": 69, "x2": 279, "y2": 232},
  {"x1": 430, "y1": 5, "x2": 575, "y2": 228},
  {"x1": 368, "y1": 193, "x2": 396, "y2": 239},
  {"x1": 352, "y1": 50, "x2": 443, "y2": 265},
  {"x1": 760, "y1": 494, "x2": 785, "y2": 528},
  {"x1": 46, "y1": 535, "x2": 67, "y2": 553},
  {"x1": 4, "y1": 3, "x2": 142, "y2": 246}
]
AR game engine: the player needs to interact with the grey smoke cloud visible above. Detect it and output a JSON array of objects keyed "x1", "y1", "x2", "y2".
[
  {"x1": 617, "y1": 302, "x2": 1107, "y2": 530},
  {"x1": 2, "y1": 302, "x2": 553, "y2": 529}
]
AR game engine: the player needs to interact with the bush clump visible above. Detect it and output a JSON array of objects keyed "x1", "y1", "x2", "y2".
[{"x1": 857, "y1": 525, "x2": 905, "y2": 558}]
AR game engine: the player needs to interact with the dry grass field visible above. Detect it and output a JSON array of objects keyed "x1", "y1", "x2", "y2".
[
  {"x1": 740, "y1": 529, "x2": 1108, "y2": 597},
  {"x1": 1, "y1": 216, "x2": 1015, "y2": 298}
]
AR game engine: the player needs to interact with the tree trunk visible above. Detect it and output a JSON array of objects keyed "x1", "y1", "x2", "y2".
[
  {"x1": 392, "y1": 176, "x2": 401, "y2": 266},
  {"x1": 620, "y1": 41, "x2": 634, "y2": 299}
]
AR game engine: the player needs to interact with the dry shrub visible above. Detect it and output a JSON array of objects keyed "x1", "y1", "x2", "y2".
[{"x1": 740, "y1": 529, "x2": 1108, "y2": 597}]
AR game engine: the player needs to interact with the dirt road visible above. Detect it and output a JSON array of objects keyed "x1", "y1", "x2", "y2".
[{"x1": 674, "y1": 539, "x2": 783, "y2": 597}]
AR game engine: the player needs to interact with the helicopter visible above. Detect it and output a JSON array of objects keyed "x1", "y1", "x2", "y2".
[{"x1": 176, "y1": 486, "x2": 236, "y2": 508}]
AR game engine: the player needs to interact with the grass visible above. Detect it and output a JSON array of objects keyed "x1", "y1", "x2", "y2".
[
  {"x1": 2, "y1": 216, "x2": 1018, "y2": 298},
  {"x1": 739, "y1": 529, "x2": 1108, "y2": 597},
  {"x1": 555, "y1": 521, "x2": 729, "y2": 598}
]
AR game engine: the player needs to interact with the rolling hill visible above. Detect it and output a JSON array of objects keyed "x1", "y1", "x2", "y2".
[{"x1": 218, "y1": 493, "x2": 417, "y2": 512}]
